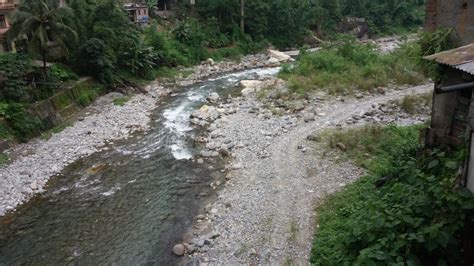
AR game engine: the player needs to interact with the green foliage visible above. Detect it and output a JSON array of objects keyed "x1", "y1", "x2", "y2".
[
  {"x1": 113, "y1": 96, "x2": 131, "y2": 106},
  {"x1": 312, "y1": 125, "x2": 474, "y2": 265},
  {"x1": 280, "y1": 37, "x2": 425, "y2": 95},
  {"x1": 49, "y1": 64, "x2": 79, "y2": 82},
  {"x1": 396, "y1": 93, "x2": 432, "y2": 114},
  {"x1": 3, "y1": 103, "x2": 44, "y2": 142},
  {"x1": 144, "y1": 27, "x2": 189, "y2": 67},
  {"x1": 72, "y1": 82, "x2": 103, "y2": 107},
  {"x1": 0, "y1": 153, "x2": 9, "y2": 165},
  {"x1": 40, "y1": 122, "x2": 71, "y2": 140},
  {"x1": 76, "y1": 38, "x2": 116, "y2": 84},
  {"x1": 8, "y1": 0, "x2": 78, "y2": 73},
  {"x1": 418, "y1": 28, "x2": 458, "y2": 81},
  {"x1": 0, "y1": 53, "x2": 33, "y2": 102},
  {"x1": 120, "y1": 41, "x2": 158, "y2": 79}
]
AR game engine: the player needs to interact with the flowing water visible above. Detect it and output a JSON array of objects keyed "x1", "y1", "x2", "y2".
[{"x1": 0, "y1": 67, "x2": 280, "y2": 265}]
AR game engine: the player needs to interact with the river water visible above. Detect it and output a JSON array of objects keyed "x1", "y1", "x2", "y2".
[{"x1": 0, "y1": 67, "x2": 280, "y2": 265}]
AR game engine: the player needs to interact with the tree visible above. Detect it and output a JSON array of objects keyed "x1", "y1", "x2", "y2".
[{"x1": 8, "y1": 0, "x2": 77, "y2": 76}]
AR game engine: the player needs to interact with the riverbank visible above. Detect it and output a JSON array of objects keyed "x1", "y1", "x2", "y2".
[
  {"x1": 179, "y1": 80, "x2": 433, "y2": 264},
  {"x1": 0, "y1": 53, "x2": 284, "y2": 217}
]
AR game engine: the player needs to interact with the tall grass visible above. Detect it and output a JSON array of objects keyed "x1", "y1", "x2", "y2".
[{"x1": 280, "y1": 37, "x2": 426, "y2": 95}]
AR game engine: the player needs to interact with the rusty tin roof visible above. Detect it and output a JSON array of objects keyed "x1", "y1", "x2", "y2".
[{"x1": 424, "y1": 43, "x2": 474, "y2": 75}]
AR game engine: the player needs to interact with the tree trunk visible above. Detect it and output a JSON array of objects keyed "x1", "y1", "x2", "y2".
[
  {"x1": 240, "y1": 0, "x2": 245, "y2": 34},
  {"x1": 42, "y1": 49, "x2": 47, "y2": 79}
]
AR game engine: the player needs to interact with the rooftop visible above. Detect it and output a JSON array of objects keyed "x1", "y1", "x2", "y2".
[{"x1": 424, "y1": 43, "x2": 474, "y2": 75}]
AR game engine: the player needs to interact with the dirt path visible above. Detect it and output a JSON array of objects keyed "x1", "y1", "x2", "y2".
[{"x1": 190, "y1": 84, "x2": 433, "y2": 264}]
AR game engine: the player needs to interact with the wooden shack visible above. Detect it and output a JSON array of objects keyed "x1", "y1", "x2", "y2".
[{"x1": 424, "y1": 43, "x2": 474, "y2": 192}]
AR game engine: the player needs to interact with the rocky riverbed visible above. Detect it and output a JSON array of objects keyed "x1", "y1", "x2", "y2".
[
  {"x1": 175, "y1": 79, "x2": 433, "y2": 264},
  {"x1": 0, "y1": 52, "x2": 290, "y2": 217}
]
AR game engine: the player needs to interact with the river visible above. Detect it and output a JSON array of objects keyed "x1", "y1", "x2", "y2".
[{"x1": 0, "y1": 67, "x2": 280, "y2": 265}]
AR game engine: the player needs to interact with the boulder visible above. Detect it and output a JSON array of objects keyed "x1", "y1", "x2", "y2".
[
  {"x1": 240, "y1": 80, "x2": 265, "y2": 97},
  {"x1": 204, "y1": 58, "x2": 215, "y2": 66},
  {"x1": 267, "y1": 49, "x2": 292, "y2": 62},
  {"x1": 172, "y1": 244, "x2": 185, "y2": 256},
  {"x1": 266, "y1": 57, "x2": 280, "y2": 66},
  {"x1": 206, "y1": 92, "x2": 220, "y2": 103}
]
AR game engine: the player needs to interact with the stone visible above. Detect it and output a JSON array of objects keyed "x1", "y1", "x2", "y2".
[
  {"x1": 304, "y1": 114, "x2": 316, "y2": 122},
  {"x1": 266, "y1": 57, "x2": 280, "y2": 66},
  {"x1": 307, "y1": 134, "x2": 319, "y2": 141},
  {"x1": 231, "y1": 163, "x2": 242, "y2": 170},
  {"x1": 268, "y1": 49, "x2": 292, "y2": 62},
  {"x1": 29, "y1": 182, "x2": 38, "y2": 191},
  {"x1": 219, "y1": 146, "x2": 230, "y2": 157},
  {"x1": 336, "y1": 142, "x2": 347, "y2": 152},
  {"x1": 206, "y1": 92, "x2": 220, "y2": 103},
  {"x1": 172, "y1": 244, "x2": 185, "y2": 256},
  {"x1": 204, "y1": 58, "x2": 215, "y2": 66}
]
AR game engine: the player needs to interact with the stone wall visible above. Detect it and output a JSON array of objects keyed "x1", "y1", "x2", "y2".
[
  {"x1": 28, "y1": 78, "x2": 98, "y2": 130},
  {"x1": 425, "y1": 0, "x2": 474, "y2": 45}
]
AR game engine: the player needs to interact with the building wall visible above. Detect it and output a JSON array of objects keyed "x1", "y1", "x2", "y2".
[
  {"x1": 428, "y1": 68, "x2": 473, "y2": 146},
  {"x1": 425, "y1": 0, "x2": 474, "y2": 45}
]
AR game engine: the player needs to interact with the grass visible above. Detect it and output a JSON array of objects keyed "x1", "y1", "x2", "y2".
[
  {"x1": 113, "y1": 96, "x2": 131, "y2": 106},
  {"x1": 311, "y1": 124, "x2": 474, "y2": 265},
  {"x1": 0, "y1": 153, "x2": 9, "y2": 165},
  {"x1": 322, "y1": 124, "x2": 423, "y2": 170},
  {"x1": 279, "y1": 37, "x2": 426, "y2": 95},
  {"x1": 396, "y1": 93, "x2": 432, "y2": 114},
  {"x1": 40, "y1": 122, "x2": 72, "y2": 140}
]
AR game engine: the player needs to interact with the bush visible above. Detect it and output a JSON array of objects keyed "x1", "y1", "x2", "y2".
[
  {"x1": 76, "y1": 38, "x2": 116, "y2": 84},
  {"x1": 0, "y1": 53, "x2": 33, "y2": 102},
  {"x1": 312, "y1": 125, "x2": 474, "y2": 265},
  {"x1": 49, "y1": 64, "x2": 79, "y2": 82},
  {"x1": 3, "y1": 103, "x2": 44, "y2": 142}
]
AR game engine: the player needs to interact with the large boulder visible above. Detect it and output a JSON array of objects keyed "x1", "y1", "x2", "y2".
[
  {"x1": 240, "y1": 80, "x2": 265, "y2": 97},
  {"x1": 240, "y1": 79, "x2": 288, "y2": 97},
  {"x1": 267, "y1": 49, "x2": 292, "y2": 62},
  {"x1": 172, "y1": 244, "x2": 185, "y2": 256}
]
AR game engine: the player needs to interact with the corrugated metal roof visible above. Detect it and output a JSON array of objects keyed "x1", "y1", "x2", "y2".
[{"x1": 424, "y1": 43, "x2": 474, "y2": 74}]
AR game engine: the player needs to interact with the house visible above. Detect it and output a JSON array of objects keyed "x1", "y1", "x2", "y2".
[
  {"x1": 425, "y1": 0, "x2": 474, "y2": 46},
  {"x1": 424, "y1": 44, "x2": 474, "y2": 193},
  {"x1": 0, "y1": 0, "x2": 19, "y2": 53},
  {"x1": 0, "y1": 0, "x2": 66, "y2": 54},
  {"x1": 423, "y1": 0, "x2": 474, "y2": 194},
  {"x1": 123, "y1": 3, "x2": 149, "y2": 25}
]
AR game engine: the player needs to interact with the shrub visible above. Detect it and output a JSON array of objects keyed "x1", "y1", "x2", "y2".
[
  {"x1": 3, "y1": 103, "x2": 44, "y2": 142},
  {"x1": 76, "y1": 38, "x2": 116, "y2": 84},
  {"x1": 312, "y1": 125, "x2": 474, "y2": 265}
]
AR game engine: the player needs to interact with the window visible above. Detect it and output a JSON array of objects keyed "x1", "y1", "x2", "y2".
[
  {"x1": 138, "y1": 9, "x2": 140, "y2": 15},
  {"x1": 0, "y1": 15, "x2": 6, "y2": 29}
]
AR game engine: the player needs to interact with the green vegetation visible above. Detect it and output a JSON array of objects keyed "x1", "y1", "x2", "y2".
[
  {"x1": 312, "y1": 125, "x2": 474, "y2": 265},
  {"x1": 0, "y1": 0, "x2": 428, "y2": 143},
  {"x1": 8, "y1": 0, "x2": 78, "y2": 75},
  {"x1": 280, "y1": 36, "x2": 425, "y2": 95},
  {"x1": 40, "y1": 122, "x2": 72, "y2": 140},
  {"x1": 113, "y1": 96, "x2": 131, "y2": 106},
  {"x1": 396, "y1": 93, "x2": 432, "y2": 114},
  {"x1": 195, "y1": 0, "x2": 426, "y2": 48},
  {"x1": 0, "y1": 153, "x2": 9, "y2": 165}
]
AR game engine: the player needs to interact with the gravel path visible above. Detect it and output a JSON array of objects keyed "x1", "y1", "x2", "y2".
[{"x1": 190, "y1": 84, "x2": 433, "y2": 264}]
